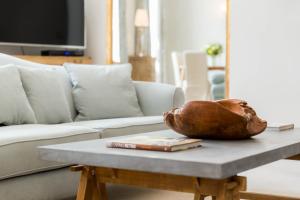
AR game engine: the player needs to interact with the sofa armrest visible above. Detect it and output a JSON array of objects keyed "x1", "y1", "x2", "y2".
[{"x1": 134, "y1": 81, "x2": 185, "y2": 116}]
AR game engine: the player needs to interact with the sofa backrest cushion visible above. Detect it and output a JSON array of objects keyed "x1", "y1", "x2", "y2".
[
  {"x1": 0, "y1": 53, "x2": 77, "y2": 119},
  {"x1": 64, "y1": 63, "x2": 143, "y2": 121},
  {"x1": 0, "y1": 64, "x2": 37, "y2": 125},
  {"x1": 18, "y1": 66, "x2": 73, "y2": 124}
]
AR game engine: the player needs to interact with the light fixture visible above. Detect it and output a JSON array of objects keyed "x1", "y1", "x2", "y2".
[
  {"x1": 134, "y1": 8, "x2": 150, "y2": 57},
  {"x1": 135, "y1": 9, "x2": 149, "y2": 27}
]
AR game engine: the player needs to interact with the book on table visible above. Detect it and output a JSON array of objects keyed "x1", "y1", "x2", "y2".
[
  {"x1": 106, "y1": 135, "x2": 202, "y2": 152},
  {"x1": 267, "y1": 123, "x2": 294, "y2": 131}
]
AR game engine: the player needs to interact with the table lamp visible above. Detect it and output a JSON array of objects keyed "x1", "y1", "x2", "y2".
[{"x1": 134, "y1": 8, "x2": 150, "y2": 57}]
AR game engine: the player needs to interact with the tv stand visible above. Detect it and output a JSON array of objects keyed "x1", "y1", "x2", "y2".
[{"x1": 15, "y1": 55, "x2": 92, "y2": 65}]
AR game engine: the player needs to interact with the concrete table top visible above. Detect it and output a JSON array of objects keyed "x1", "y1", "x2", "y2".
[{"x1": 38, "y1": 129, "x2": 300, "y2": 179}]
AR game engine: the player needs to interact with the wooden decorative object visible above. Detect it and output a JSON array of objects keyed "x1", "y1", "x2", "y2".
[
  {"x1": 106, "y1": 0, "x2": 113, "y2": 64},
  {"x1": 15, "y1": 55, "x2": 92, "y2": 65},
  {"x1": 226, "y1": 0, "x2": 231, "y2": 98},
  {"x1": 163, "y1": 99, "x2": 267, "y2": 140},
  {"x1": 129, "y1": 56, "x2": 155, "y2": 82}
]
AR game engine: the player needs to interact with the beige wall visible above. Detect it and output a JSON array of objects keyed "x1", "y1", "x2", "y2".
[{"x1": 0, "y1": 0, "x2": 107, "y2": 64}]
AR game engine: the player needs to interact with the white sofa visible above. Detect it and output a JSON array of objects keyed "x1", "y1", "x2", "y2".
[{"x1": 0, "y1": 54, "x2": 185, "y2": 200}]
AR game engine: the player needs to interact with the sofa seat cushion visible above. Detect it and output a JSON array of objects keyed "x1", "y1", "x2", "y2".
[
  {"x1": 0, "y1": 124, "x2": 100, "y2": 180},
  {"x1": 63, "y1": 116, "x2": 166, "y2": 138},
  {"x1": 240, "y1": 160, "x2": 300, "y2": 198}
]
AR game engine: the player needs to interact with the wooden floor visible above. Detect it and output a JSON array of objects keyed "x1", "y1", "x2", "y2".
[{"x1": 107, "y1": 185, "x2": 196, "y2": 200}]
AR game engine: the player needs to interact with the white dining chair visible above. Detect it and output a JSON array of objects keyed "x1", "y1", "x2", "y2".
[
  {"x1": 171, "y1": 52, "x2": 184, "y2": 87},
  {"x1": 183, "y1": 51, "x2": 211, "y2": 101}
]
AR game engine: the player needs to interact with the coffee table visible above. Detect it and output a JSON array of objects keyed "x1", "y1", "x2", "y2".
[{"x1": 38, "y1": 129, "x2": 300, "y2": 200}]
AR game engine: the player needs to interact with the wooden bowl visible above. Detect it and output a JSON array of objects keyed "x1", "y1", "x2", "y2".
[{"x1": 163, "y1": 99, "x2": 267, "y2": 140}]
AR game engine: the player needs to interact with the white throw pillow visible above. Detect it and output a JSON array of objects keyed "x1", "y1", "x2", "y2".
[
  {"x1": 18, "y1": 66, "x2": 73, "y2": 124},
  {"x1": 0, "y1": 65, "x2": 37, "y2": 125},
  {"x1": 64, "y1": 63, "x2": 143, "y2": 121}
]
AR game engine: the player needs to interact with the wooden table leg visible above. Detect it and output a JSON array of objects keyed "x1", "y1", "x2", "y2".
[
  {"x1": 194, "y1": 178, "x2": 207, "y2": 200},
  {"x1": 76, "y1": 167, "x2": 108, "y2": 200},
  {"x1": 192, "y1": 175, "x2": 246, "y2": 200},
  {"x1": 214, "y1": 177, "x2": 246, "y2": 200},
  {"x1": 73, "y1": 166, "x2": 246, "y2": 200},
  {"x1": 194, "y1": 192, "x2": 206, "y2": 200}
]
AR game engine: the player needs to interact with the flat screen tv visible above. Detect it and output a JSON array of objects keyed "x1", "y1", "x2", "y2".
[{"x1": 0, "y1": 0, "x2": 85, "y2": 49}]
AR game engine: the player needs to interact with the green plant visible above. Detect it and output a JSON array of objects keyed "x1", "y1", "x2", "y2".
[{"x1": 205, "y1": 43, "x2": 223, "y2": 57}]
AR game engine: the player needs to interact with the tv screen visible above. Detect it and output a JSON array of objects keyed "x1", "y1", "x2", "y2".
[{"x1": 0, "y1": 0, "x2": 85, "y2": 48}]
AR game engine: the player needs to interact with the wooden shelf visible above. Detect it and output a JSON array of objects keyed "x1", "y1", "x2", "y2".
[
  {"x1": 208, "y1": 66, "x2": 225, "y2": 71},
  {"x1": 15, "y1": 55, "x2": 92, "y2": 65}
]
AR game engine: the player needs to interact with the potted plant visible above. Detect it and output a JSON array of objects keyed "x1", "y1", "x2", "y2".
[{"x1": 205, "y1": 43, "x2": 223, "y2": 66}]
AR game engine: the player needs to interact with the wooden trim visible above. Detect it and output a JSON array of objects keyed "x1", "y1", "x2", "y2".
[
  {"x1": 209, "y1": 66, "x2": 225, "y2": 71},
  {"x1": 286, "y1": 154, "x2": 300, "y2": 160},
  {"x1": 15, "y1": 55, "x2": 92, "y2": 65},
  {"x1": 225, "y1": 0, "x2": 231, "y2": 98},
  {"x1": 106, "y1": 0, "x2": 113, "y2": 64},
  {"x1": 240, "y1": 191, "x2": 300, "y2": 200}
]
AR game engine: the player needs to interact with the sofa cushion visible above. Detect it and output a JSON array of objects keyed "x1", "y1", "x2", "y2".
[
  {"x1": 0, "y1": 65, "x2": 37, "y2": 125},
  {"x1": 63, "y1": 116, "x2": 166, "y2": 138},
  {"x1": 211, "y1": 83, "x2": 225, "y2": 100},
  {"x1": 0, "y1": 124, "x2": 100, "y2": 180},
  {"x1": 55, "y1": 67, "x2": 78, "y2": 120},
  {"x1": 18, "y1": 66, "x2": 73, "y2": 124},
  {"x1": 208, "y1": 70, "x2": 225, "y2": 85},
  {"x1": 134, "y1": 81, "x2": 185, "y2": 116},
  {"x1": 64, "y1": 63, "x2": 143, "y2": 121},
  {"x1": 0, "y1": 54, "x2": 77, "y2": 119}
]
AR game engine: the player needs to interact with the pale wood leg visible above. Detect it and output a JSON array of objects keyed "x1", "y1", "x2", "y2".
[
  {"x1": 194, "y1": 192, "x2": 206, "y2": 200},
  {"x1": 76, "y1": 167, "x2": 91, "y2": 200},
  {"x1": 214, "y1": 177, "x2": 245, "y2": 200},
  {"x1": 194, "y1": 192, "x2": 201, "y2": 200},
  {"x1": 76, "y1": 167, "x2": 108, "y2": 200},
  {"x1": 193, "y1": 176, "x2": 245, "y2": 200},
  {"x1": 215, "y1": 190, "x2": 236, "y2": 200},
  {"x1": 97, "y1": 178, "x2": 108, "y2": 200}
]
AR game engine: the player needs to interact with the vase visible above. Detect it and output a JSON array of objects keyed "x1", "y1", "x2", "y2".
[{"x1": 210, "y1": 56, "x2": 217, "y2": 66}]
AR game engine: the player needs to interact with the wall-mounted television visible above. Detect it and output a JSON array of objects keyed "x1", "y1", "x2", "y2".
[{"x1": 0, "y1": 0, "x2": 85, "y2": 49}]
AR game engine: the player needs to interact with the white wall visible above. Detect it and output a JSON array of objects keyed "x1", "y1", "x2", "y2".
[
  {"x1": 0, "y1": 0, "x2": 107, "y2": 64},
  {"x1": 230, "y1": 0, "x2": 300, "y2": 125},
  {"x1": 162, "y1": 0, "x2": 226, "y2": 83}
]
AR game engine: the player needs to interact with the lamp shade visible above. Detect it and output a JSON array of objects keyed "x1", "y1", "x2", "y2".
[{"x1": 134, "y1": 9, "x2": 149, "y2": 27}]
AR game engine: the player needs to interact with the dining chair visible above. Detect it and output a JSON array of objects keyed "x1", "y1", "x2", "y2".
[
  {"x1": 171, "y1": 52, "x2": 184, "y2": 87},
  {"x1": 183, "y1": 51, "x2": 211, "y2": 101}
]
